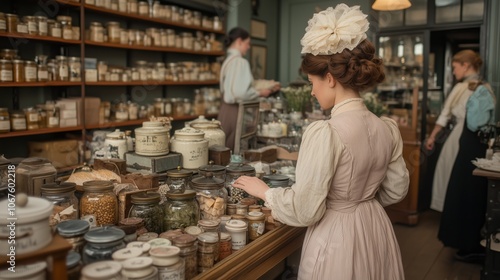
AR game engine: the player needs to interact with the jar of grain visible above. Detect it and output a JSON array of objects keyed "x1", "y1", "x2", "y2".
[
  {"x1": 128, "y1": 192, "x2": 164, "y2": 234},
  {"x1": 56, "y1": 219, "x2": 90, "y2": 254},
  {"x1": 0, "y1": 59, "x2": 13, "y2": 82},
  {"x1": 12, "y1": 59, "x2": 25, "y2": 82},
  {"x1": 172, "y1": 234, "x2": 198, "y2": 280},
  {"x1": 24, "y1": 60, "x2": 37, "y2": 82},
  {"x1": 80, "y1": 180, "x2": 118, "y2": 226},
  {"x1": 82, "y1": 227, "x2": 126, "y2": 264},
  {"x1": 41, "y1": 182, "x2": 79, "y2": 227}
]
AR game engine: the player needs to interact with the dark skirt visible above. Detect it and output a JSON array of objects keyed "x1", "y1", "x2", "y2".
[
  {"x1": 438, "y1": 121, "x2": 488, "y2": 251},
  {"x1": 217, "y1": 101, "x2": 239, "y2": 152}
]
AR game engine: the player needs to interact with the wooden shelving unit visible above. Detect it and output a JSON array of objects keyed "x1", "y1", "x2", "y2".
[
  {"x1": 85, "y1": 80, "x2": 219, "y2": 86},
  {"x1": 0, "y1": 32, "x2": 81, "y2": 44},
  {"x1": 84, "y1": 40, "x2": 224, "y2": 55},
  {"x1": 0, "y1": 126, "x2": 83, "y2": 139},
  {"x1": 0, "y1": 81, "x2": 82, "y2": 87}
]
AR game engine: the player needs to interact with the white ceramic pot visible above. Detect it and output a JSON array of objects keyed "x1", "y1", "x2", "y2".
[
  {"x1": 134, "y1": 121, "x2": 170, "y2": 156},
  {"x1": 149, "y1": 246, "x2": 180, "y2": 266},
  {"x1": 104, "y1": 129, "x2": 127, "y2": 160},
  {"x1": 170, "y1": 127, "x2": 208, "y2": 169},
  {"x1": 190, "y1": 120, "x2": 226, "y2": 148},
  {"x1": 0, "y1": 196, "x2": 53, "y2": 255},
  {"x1": 0, "y1": 261, "x2": 47, "y2": 280},
  {"x1": 121, "y1": 257, "x2": 156, "y2": 279},
  {"x1": 80, "y1": 260, "x2": 122, "y2": 280}
]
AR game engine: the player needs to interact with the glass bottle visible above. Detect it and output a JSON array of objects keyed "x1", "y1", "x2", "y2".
[
  {"x1": 82, "y1": 227, "x2": 126, "y2": 264},
  {"x1": 56, "y1": 219, "x2": 90, "y2": 254},
  {"x1": 225, "y1": 164, "x2": 256, "y2": 204},
  {"x1": 55, "y1": 55, "x2": 69, "y2": 81},
  {"x1": 80, "y1": 180, "x2": 118, "y2": 226},
  {"x1": 24, "y1": 107, "x2": 39, "y2": 130},
  {"x1": 0, "y1": 59, "x2": 13, "y2": 82},
  {"x1": 197, "y1": 232, "x2": 218, "y2": 271},
  {"x1": 35, "y1": 55, "x2": 49, "y2": 82},
  {"x1": 56, "y1": 15, "x2": 73, "y2": 40},
  {"x1": 12, "y1": 59, "x2": 25, "y2": 82},
  {"x1": 24, "y1": 61, "x2": 37, "y2": 82},
  {"x1": 191, "y1": 173, "x2": 227, "y2": 220},
  {"x1": 197, "y1": 219, "x2": 220, "y2": 263},
  {"x1": 10, "y1": 112, "x2": 26, "y2": 131},
  {"x1": 36, "y1": 16, "x2": 48, "y2": 36},
  {"x1": 41, "y1": 182, "x2": 79, "y2": 227},
  {"x1": 166, "y1": 166, "x2": 193, "y2": 193},
  {"x1": 90, "y1": 22, "x2": 104, "y2": 42},
  {"x1": 128, "y1": 192, "x2": 164, "y2": 234},
  {"x1": 68, "y1": 57, "x2": 81, "y2": 82},
  {"x1": 23, "y1": 16, "x2": 37, "y2": 35},
  {"x1": 172, "y1": 234, "x2": 198, "y2": 280},
  {"x1": 0, "y1": 13, "x2": 6, "y2": 32},
  {"x1": 163, "y1": 190, "x2": 199, "y2": 231}
]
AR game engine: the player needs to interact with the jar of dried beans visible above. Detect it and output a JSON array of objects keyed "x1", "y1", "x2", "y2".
[{"x1": 80, "y1": 180, "x2": 118, "y2": 226}]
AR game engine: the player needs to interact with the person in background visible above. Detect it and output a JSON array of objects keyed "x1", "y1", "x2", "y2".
[
  {"x1": 217, "y1": 27, "x2": 280, "y2": 152},
  {"x1": 426, "y1": 50, "x2": 484, "y2": 212},
  {"x1": 438, "y1": 51, "x2": 495, "y2": 263},
  {"x1": 232, "y1": 4, "x2": 409, "y2": 279}
]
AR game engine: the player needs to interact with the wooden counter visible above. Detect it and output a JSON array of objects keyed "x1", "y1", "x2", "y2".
[{"x1": 193, "y1": 225, "x2": 306, "y2": 280}]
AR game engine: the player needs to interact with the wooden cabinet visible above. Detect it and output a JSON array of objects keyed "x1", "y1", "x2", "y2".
[{"x1": 0, "y1": 0, "x2": 224, "y2": 162}]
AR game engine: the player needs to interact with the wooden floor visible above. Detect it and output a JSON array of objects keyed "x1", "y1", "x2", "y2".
[{"x1": 394, "y1": 210, "x2": 482, "y2": 280}]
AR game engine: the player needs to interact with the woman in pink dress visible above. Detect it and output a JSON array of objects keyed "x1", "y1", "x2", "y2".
[{"x1": 233, "y1": 4, "x2": 409, "y2": 279}]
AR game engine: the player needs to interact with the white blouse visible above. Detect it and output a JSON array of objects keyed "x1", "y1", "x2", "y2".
[{"x1": 219, "y1": 48, "x2": 259, "y2": 104}]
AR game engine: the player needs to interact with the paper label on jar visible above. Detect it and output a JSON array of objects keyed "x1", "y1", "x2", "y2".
[
  {"x1": 59, "y1": 66, "x2": 68, "y2": 78},
  {"x1": 25, "y1": 66, "x2": 37, "y2": 80},
  {"x1": 115, "y1": 111, "x2": 128, "y2": 120},
  {"x1": 81, "y1": 215, "x2": 97, "y2": 227},
  {"x1": 38, "y1": 22, "x2": 47, "y2": 34},
  {"x1": 0, "y1": 120, "x2": 10, "y2": 131},
  {"x1": 38, "y1": 70, "x2": 48, "y2": 80},
  {"x1": 12, "y1": 119, "x2": 26, "y2": 130},
  {"x1": 28, "y1": 22, "x2": 37, "y2": 33},
  {"x1": 63, "y1": 29, "x2": 73, "y2": 40},
  {"x1": 0, "y1": 70, "x2": 13, "y2": 82},
  {"x1": 17, "y1": 24, "x2": 28, "y2": 33},
  {"x1": 48, "y1": 116, "x2": 59, "y2": 126},
  {"x1": 52, "y1": 27, "x2": 62, "y2": 38},
  {"x1": 28, "y1": 113, "x2": 38, "y2": 122}
]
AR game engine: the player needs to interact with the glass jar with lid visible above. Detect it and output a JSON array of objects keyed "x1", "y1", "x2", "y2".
[
  {"x1": 69, "y1": 57, "x2": 81, "y2": 81},
  {"x1": 81, "y1": 260, "x2": 124, "y2": 280},
  {"x1": 193, "y1": 11, "x2": 201, "y2": 26},
  {"x1": 5, "y1": 14, "x2": 18, "y2": 33},
  {"x1": 12, "y1": 59, "x2": 25, "y2": 82},
  {"x1": 56, "y1": 219, "x2": 90, "y2": 254},
  {"x1": 0, "y1": 13, "x2": 6, "y2": 32},
  {"x1": 90, "y1": 22, "x2": 104, "y2": 42},
  {"x1": 44, "y1": 103, "x2": 59, "y2": 128},
  {"x1": 41, "y1": 182, "x2": 79, "y2": 227},
  {"x1": 128, "y1": 192, "x2": 164, "y2": 234},
  {"x1": 36, "y1": 16, "x2": 48, "y2": 36},
  {"x1": 23, "y1": 16, "x2": 37, "y2": 35},
  {"x1": 10, "y1": 111, "x2": 26, "y2": 131},
  {"x1": 0, "y1": 59, "x2": 13, "y2": 82},
  {"x1": 191, "y1": 173, "x2": 227, "y2": 221},
  {"x1": 80, "y1": 180, "x2": 118, "y2": 226},
  {"x1": 166, "y1": 166, "x2": 193, "y2": 193},
  {"x1": 83, "y1": 227, "x2": 126, "y2": 264},
  {"x1": 107, "y1": 21, "x2": 121, "y2": 43},
  {"x1": 128, "y1": 0, "x2": 138, "y2": 14},
  {"x1": 0, "y1": 108, "x2": 10, "y2": 133},
  {"x1": 55, "y1": 55, "x2": 69, "y2": 81},
  {"x1": 197, "y1": 232, "x2": 218, "y2": 270},
  {"x1": 56, "y1": 15, "x2": 73, "y2": 40},
  {"x1": 135, "y1": 60, "x2": 148, "y2": 81},
  {"x1": 246, "y1": 211, "x2": 266, "y2": 241},
  {"x1": 198, "y1": 161, "x2": 226, "y2": 181},
  {"x1": 138, "y1": 1, "x2": 149, "y2": 16},
  {"x1": 163, "y1": 190, "x2": 199, "y2": 231},
  {"x1": 24, "y1": 107, "x2": 39, "y2": 130},
  {"x1": 218, "y1": 232, "x2": 232, "y2": 260},
  {"x1": 225, "y1": 164, "x2": 256, "y2": 204},
  {"x1": 172, "y1": 234, "x2": 198, "y2": 280},
  {"x1": 24, "y1": 60, "x2": 37, "y2": 82},
  {"x1": 49, "y1": 21, "x2": 62, "y2": 38},
  {"x1": 67, "y1": 251, "x2": 82, "y2": 280}
]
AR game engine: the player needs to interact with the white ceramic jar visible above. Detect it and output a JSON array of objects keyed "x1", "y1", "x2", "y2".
[
  {"x1": 225, "y1": 219, "x2": 248, "y2": 251},
  {"x1": 0, "y1": 196, "x2": 53, "y2": 255},
  {"x1": 134, "y1": 121, "x2": 170, "y2": 156},
  {"x1": 170, "y1": 127, "x2": 208, "y2": 169},
  {"x1": 104, "y1": 129, "x2": 127, "y2": 159},
  {"x1": 112, "y1": 247, "x2": 143, "y2": 262},
  {"x1": 0, "y1": 261, "x2": 47, "y2": 280},
  {"x1": 149, "y1": 246, "x2": 181, "y2": 266},
  {"x1": 81, "y1": 260, "x2": 123, "y2": 280},
  {"x1": 121, "y1": 257, "x2": 157, "y2": 279},
  {"x1": 190, "y1": 119, "x2": 225, "y2": 148}
]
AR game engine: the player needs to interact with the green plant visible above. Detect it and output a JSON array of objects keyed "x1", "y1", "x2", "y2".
[{"x1": 281, "y1": 85, "x2": 312, "y2": 113}]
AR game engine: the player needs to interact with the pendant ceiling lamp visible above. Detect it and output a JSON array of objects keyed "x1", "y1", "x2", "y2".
[{"x1": 372, "y1": 0, "x2": 412, "y2": 11}]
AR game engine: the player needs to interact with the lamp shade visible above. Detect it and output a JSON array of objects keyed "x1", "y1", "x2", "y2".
[{"x1": 372, "y1": 0, "x2": 412, "y2": 11}]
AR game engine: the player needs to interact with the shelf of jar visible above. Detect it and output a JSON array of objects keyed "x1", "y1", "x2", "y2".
[
  {"x1": 0, "y1": 125, "x2": 83, "y2": 139},
  {"x1": 84, "y1": 40, "x2": 224, "y2": 56},
  {"x1": 0, "y1": 81, "x2": 82, "y2": 87},
  {"x1": 0, "y1": 32, "x2": 81, "y2": 45},
  {"x1": 55, "y1": 0, "x2": 81, "y2": 7},
  {"x1": 85, "y1": 80, "x2": 219, "y2": 86},
  {"x1": 83, "y1": 4, "x2": 225, "y2": 35},
  {"x1": 85, "y1": 114, "x2": 217, "y2": 129}
]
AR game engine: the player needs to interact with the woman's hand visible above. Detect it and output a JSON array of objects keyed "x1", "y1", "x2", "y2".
[
  {"x1": 425, "y1": 136, "x2": 435, "y2": 150},
  {"x1": 232, "y1": 176, "x2": 270, "y2": 201},
  {"x1": 259, "y1": 88, "x2": 273, "y2": 97}
]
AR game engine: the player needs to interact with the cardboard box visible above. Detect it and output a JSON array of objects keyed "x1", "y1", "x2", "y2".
[
  {"x1": 83, "y1": 97, "x2": 101, "y2": 125},
  {"x1": 125, "y1": 152, "x2": 182, "y2": 174},
  {"x1": 28, "y1": 139, "x2": 79, "y2": 168}
]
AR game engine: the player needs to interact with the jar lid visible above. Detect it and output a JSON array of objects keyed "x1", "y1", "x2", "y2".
[
  {"x1": 66, "y1": 251, "x2": 81, "y2": 269},
  {"x1": 191, "y1": 120, "x2": 221, "y2": 130},
  {"x1": 121, "y1": 256, "x2": 153, "y2": 270},
  {"x1": 18, "y1": 157, "x2": 53, "y2": 167},
  {"x1": 131, "y1": 192, "x2": 161, "y2": 204},
  {"x1": 172, "y1": 233, "x2": 197, "y2": 247},
  {"x1": 0, "y1": 196, "x2": 52, "y2": 224},
  {"x1": 82, "y1": 180, "x2": 114, "y2": 192},
  {"x1": 0, "y1": 261, "x2": 47, "y2": 278},
  {"x1": 197, "y1": 232, "x2": 218, "y2": 243},
  {"x1": 41, "y1": 182, "x2": 75, "y2": 194},
  {"x1": 149, "y1": 246, "x2": 180, "y2": 258},
  {"x1": 84, "y1": 227, "x2": 125, "y2": 243},
  {"x1": 263, "y1": 174, "x2": 290, "y2": 185},
  {"x1": 220, "y1": 232, "x2": 231, "y2": 241},
  {"x1": 226, "y1": 164, "x2": 256, "y2": 175},
  {"x1": 81, "y1": 261, "x2": 122, "y2": 278},
  {"x1": 127, "y1": 241, "x2": 151, "y2": 253},
  {"x1": 246, "y1": 211, "x2": 265, "y2": 220},
  {"x1": 147, "y1": 238, "x2": 172, "y2": 249},
  {"x1": 112, "y1": 247, "x2": 143, "y2": 261},
  {"x1": 220, "y1": 215, "x2": 232, "y2": 222},
  {"x1": 106, "y1": 129, "x2": 125, "y2": 139},
  {"x1": 198, "y1": 162, "x2": 226, "y2": 174},
  {"x1": 166, "y1": 189, "x2": 196, "y2": 200},
  {"x1": 173, "y1": 127, "x2": 205, "y2": 140},
  {"x1": 191, "y1": 173, "x2": 224, "y2": 189},
  {"x1": 225, "y1": 219, "x2": 247, "y2": 229},
  {"x1": 56, "y1": 219, "x2": 90, "y2": 237},
  {"x1": 137, "y1": 232, "x2": 158, "y2": 242},
  {"x1": 119, "y1": 217, "x2": 144, "y2": 227},
  {"x1": 159, "y1": 229, "x2": 184, "y2": 240},
  {"x1": 166, "y1": 166, "x2": 193, "y2": 178},
  {"x1": 198, "y1": 219, "x2": 220, "y2": 229},
  {"x1": 141, "y1": 121, "x2": 165, "y2": 128}
]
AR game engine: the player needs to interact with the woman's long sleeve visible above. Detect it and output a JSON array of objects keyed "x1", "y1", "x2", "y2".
[
  {"x1": 221, "y1": 57, "x2": 259, "y2": 104},
  {"x1": 264, "y1": 121, "x2": 342, "y2": 227}
]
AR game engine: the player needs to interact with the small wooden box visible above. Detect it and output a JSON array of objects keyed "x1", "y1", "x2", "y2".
[
  {"x1": 244, "y1": 146, "x2": 277, "y2": 163},
  {"x1": 125, "y1": 152, "x2": 181, "y2": 174},
  {"x1": 209, "y1": 145, "x2": 231, "y2": 166}
]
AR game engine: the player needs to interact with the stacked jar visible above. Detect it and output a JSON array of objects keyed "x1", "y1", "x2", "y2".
[
  {"x1": 128, "y1": 192, "x2": 164, "y2": 234},
  {"x1": 196, "y1": 232, "x2": 218, "y2": 273},
  {"x1": 149, "y1": 246, "x2": 185, "y2": 279},
  {"x1": 197, "y1": 219, "x2": 220, "y2": 263}
]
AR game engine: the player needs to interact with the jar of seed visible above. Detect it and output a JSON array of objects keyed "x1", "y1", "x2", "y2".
[
  {"x1": 80, "y1": 180, "x2": 118, "y2": 226},
  {"x1": 163, "y1": 190, "x2": 199, "y2": 231},
  {"x1": 128, "y1": 192, "x2": 164, "y2": 234},
  {"x1": 172, "y1": 234, "x2": 198, "y2": 280},
  {"x1": 225, "y1": 164, "x2": 256, "y2": 204},
  {"x1": 197, "y1": 232, "x2": 218, "y2": 270},
  {"x1": 82, "y1": 227, "x2": 126, "y2": 264},
  {"x1": 218, "y1": 232, "x2": 232, "y2": 261}
]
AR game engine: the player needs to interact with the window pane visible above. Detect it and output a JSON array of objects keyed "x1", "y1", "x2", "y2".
[
  {"x1": 406, "y1": 0, "x2": 427, "y2": 25},
  {"x1": 379, "y1": 10, "x2": 404, "y2": 28},
  {"x1": 435, "y1": 0, "x2": 460, "y2": 23},
  {"x1": 463, "y1": 0, "x2": 484, "y2": 21}
]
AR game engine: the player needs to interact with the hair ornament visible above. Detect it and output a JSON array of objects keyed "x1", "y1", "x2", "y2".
[{"x1": 300, "y1": 4, "x2": 369, "y2": 55}]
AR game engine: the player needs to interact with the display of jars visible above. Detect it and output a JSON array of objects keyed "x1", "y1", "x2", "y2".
[
  {"x1": 128, "y1": 192, "x2": 164, "y2": 234},
  {"x1": 172, "y1": 234, "x2": 198, "y2": 280},
  {"x1": 134, "y1": 121, "x2": 170, "y2": 156},
  {"x1": 82, "y1": 227, "x2": 126, "y2": 264},
  {"x1": 80, "y1": 180, "x2": 118, "y2": 226},
  {"x1": 0, "y1": 108, "x2": 10, "y2": 133},
  {"x1": 225, "y1": 164, "x2": 256, "y2": 204},
  {"x1": 41, "y1": 182, "x2": 79, "y2": 227},
  {"x1": 56, "y1": 219, "x2": 90, "y2": 254},
  {"x1": 191, "y1": 173, "x2": 227, "y2": 220},
  {"x1": 170, "y1": 127, "x2": 208, "y2": 169},
  {"x1": 166, "y1": 167, "x2": 193, "y2": 193},
  {"x1": 163, "y1": 190, "x2": 199, "y2": 231}
]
